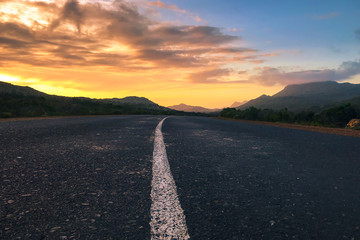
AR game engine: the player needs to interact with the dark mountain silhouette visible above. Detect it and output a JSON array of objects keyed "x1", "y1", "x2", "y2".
[
  {"x1": 229, "y1": 101, "x2": 248, "y2": 108},
  {"x1": 105, "y1": 96, "x2": 157, "y2": 105},
  {"x1": 100, "y1": 96, "x2": 168, "y2": 111},
  {"x1": 168, "y1": 103, "x2": 220, "y2": 113},
  {"x1": 239, "y1": 81, "x2": 360, "y2": 112},
  {"x1": 0, "y1": 81, "x2": 178, "y2": 118},
  {"x1": 0, "y1": 81, "x2": 48, "y2": 97}
]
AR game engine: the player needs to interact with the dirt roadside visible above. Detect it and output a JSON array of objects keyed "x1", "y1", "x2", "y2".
[{"x1": 216, "y1": 117, "x2": 360, "y2": 138}]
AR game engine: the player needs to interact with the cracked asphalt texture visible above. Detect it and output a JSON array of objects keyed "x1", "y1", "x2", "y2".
[
  {"x1": 163, "y1": 117, "x2": 360, "y2": 240},
  {"x1": 1, "y1": 115, "x2": 162, "y2": 239},
  {"x1": 1, "y1": 115, "x2": 360, "y2": 239}
]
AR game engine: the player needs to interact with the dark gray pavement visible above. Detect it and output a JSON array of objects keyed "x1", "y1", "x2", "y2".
[
  {"x1": 1, "y1": 115, "x2": 162, "y2": 239},
  {"x1": 163, "y1": 117, "x2": 360, "y2": 239},
  {"x1": 1, "y1": 115, "x2": 360, "y2": 239}
]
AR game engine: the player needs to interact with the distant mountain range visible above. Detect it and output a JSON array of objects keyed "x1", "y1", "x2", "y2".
[
  {"x1": 103, "y1": 96, "x2": 158, "y2": 105},
  {"x1": 238, "y1": 81, "x2": 360, "y2": 112},
  {"x1": 0, "y1": 81, "x2": 168, "y2": 107},
  {"x1": 0, "y1": 81, "x2": 179, "y2": 118},
  {"x1": 3, "y1": 80, "x2": 360, "y2": 118},
  {"x1": 230, "y1": 101, "x2": 248, "y2": 108},
  {"x1": 167, "y1": 103, "x2": 221, "y2": 113},
  {"x1": 99, "y1": 96, "x2": 167, "y2": 111},
  {"x1": 0, "y1": 81, "x2": 48, "y2": 97},
  {"x1": 167, "y1": 101, "x2": 249, "y2": 113}
]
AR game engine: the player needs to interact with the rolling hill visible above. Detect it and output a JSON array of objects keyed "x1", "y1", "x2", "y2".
[
  {"x1": 229, "y1": 101, "x2": 248, "y2": 108},
  {"x1": 0, "y1": 81, "x2": 48, "y2": 97},
  {"x1": 0, "y1": 81, "x2": 177, "y2": 118},
  {"x1": 239, "y1": 81, "x2": 360, "y2": 112},
  {"x1": 167, "y1": 103, "x2": 220, "y2": 113},
  {"x1": 104, "y1": 96, "x2": 158, "y2": 105},
  {"x1": 99, "y1": 96, "x2": 168, "y2": 111}
]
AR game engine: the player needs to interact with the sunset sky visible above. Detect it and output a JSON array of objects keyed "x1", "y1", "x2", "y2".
[{"x1": 0, "y1": 0, "x2": 359, "y2": 108}]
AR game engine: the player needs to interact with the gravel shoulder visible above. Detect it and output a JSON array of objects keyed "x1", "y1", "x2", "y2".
[{"x1": 216, "y1": 117, "x2": 360, "y2": 138}]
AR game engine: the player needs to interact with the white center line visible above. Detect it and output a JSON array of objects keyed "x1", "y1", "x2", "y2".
[{"x1": 150, "y1": 117, "x2": 190, "y2": 240}]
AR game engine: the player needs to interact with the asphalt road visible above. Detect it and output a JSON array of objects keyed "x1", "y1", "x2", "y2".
[
  {"x1": 1, "y1": 115, "x2": 360, "y2": 239},
  {"x1": 1, "y1": 115, "x2": 162, "y2": 239}
]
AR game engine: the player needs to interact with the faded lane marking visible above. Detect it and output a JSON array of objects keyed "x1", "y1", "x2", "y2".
[{"x1": 150, "y1": 118, "x2": 190, "y2": 240}]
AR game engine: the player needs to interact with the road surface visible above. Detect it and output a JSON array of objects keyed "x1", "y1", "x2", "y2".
[{"x1": 1, "y1": 115, "x2": 360, "y2": 239}]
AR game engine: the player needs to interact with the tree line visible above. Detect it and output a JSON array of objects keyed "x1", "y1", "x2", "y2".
[
  {"x1": 220, "y1": 104, "x2": 359, "y2": 128},
  {"x1": 0, "y1": 94, "x2": 196, "y2": 118}
]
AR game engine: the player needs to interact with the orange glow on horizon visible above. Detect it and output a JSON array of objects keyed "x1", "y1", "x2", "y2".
[
  {"x1": 0, "y1": 0, "x2": 277, "y2": 109},
  {"x1": 2, "y1": 0, "x2": 356, "y2": 110},
  {"x1": 0, "y1": 70, "x2": 283, "y2": 108}
]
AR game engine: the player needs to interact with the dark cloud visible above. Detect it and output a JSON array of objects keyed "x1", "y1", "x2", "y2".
[
  {"x1": 338, "y1": 60, "x2": 360, "y2": 77},
  {"x1": 189, "y1": 68, "x2": 231, "y2": 83},
  {"x1": 250, "y1": 60, "x2": 360, "y2": 86},
  {"x1": 51, "y1": 45, "x2": 89, "y2": 61},
  {"x1": 151, "y1": 25, "x2": 239, "y2": 46},
  {"x1": 0, "y1": 37, "x2": 28, "y2": 48},
  {"x1": 42, "y1": 31, "x2": 99, "y2": 45},
  {"x1": 0, "y1": 52, "x2": 79, "y2": 67},
  {"x1": 211, "y1": 47, "x2": 256, "y2": 54},
  {"x1": 51, "y1": 0, "x2": 82, "y2": 30},
  {"x1": 0, "y1": 22, "x2": 34, "y2": 41},
  {"x1": 50, "y1": 0, "x2": 84, "y2": 32},
  {"x1": 189, "y1": 26, "x2": 238, "y2": 42},
  {"x1": 0, "y1": 0, "x2": 258, "y2": 71},
  {"x1": 188, "y1": 68, "x2": 251, "y2": 84},
  {"x1": 89, "y1": 53, "x2": 132, "y2": 67},
  {"x1": 102, "y1": 2, "x2": 151, "y2": 43},
  {"x1": 138, "y1": 49, "x2": 203, "y2": 67}
]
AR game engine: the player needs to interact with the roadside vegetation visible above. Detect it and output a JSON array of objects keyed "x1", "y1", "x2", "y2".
[
  {"x1": 0, "y1": 94, "x2": 200, "y2": 118},
  {"x1": 220, "y1": 104, "x2": 360, "y2": 128},
  {"x1": 1, "y1": 81, "x2": 359, "y2": 128},
  {"x1": 0, "y1": 81, "x2": 211, "y2": 118}
]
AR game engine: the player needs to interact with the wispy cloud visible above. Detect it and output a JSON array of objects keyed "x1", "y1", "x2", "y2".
[
  {"x1": 0, "y1": 0, "x2": 269, "y2": 84},
  {"x1": 188, "y1": 68, "x2": 251, "y2": 84},
  {"x1": 250, "y1": 60, "x2": 360, "y2": 86},
  {"x1": 148, "y1": 1, "x2": 187, "y2": 14},
  {"x1": 148, "y1": 0, "x2": 202, "y2": 22},
  {"x1": 50, "y1": 0, "x2": 84, "y2": 32},
  {"x1": 314, "y1": 12, "x2": 340, "y2": 20},
  {"x1": 188, "y1": 68, "x2": 230, "y2": 83}
]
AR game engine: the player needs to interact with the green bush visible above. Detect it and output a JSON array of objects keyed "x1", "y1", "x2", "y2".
[{"x1": 0, "y1": 112, "x2": 13, "y2": 118}]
